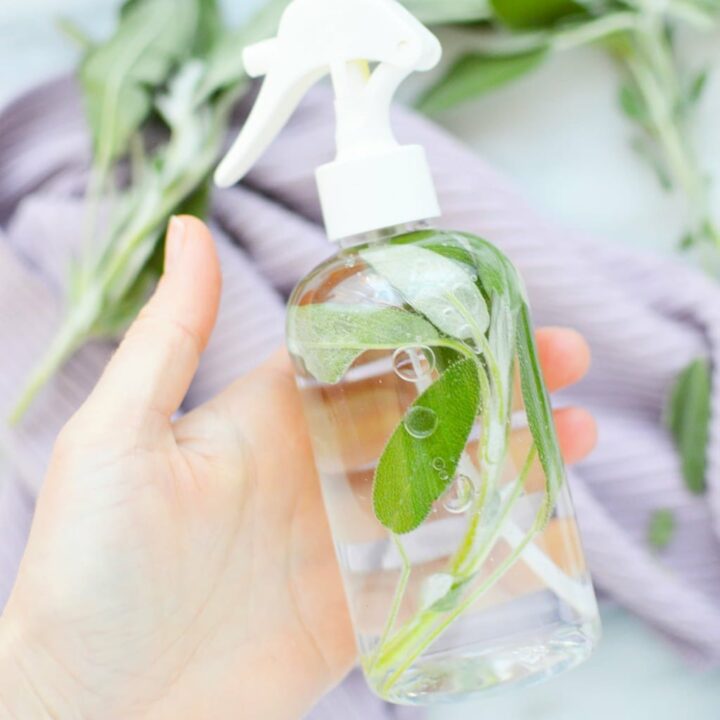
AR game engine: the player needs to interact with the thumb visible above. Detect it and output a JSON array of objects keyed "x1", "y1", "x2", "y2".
[{"x1": 83, "y1": 216, "x2": 221, "y2": 426}]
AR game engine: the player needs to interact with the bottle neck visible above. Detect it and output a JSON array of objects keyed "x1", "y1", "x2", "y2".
[{"x1": 338, "y1": 220, "x2": 430, "y2": 250}]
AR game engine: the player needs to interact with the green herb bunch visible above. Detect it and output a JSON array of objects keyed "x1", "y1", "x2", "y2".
[
  {"x1": 288, "y1": 231, "x2": 582, "y2": 695},
  {"x1": 409, "y1": 0, "x2": 717, "y2": 531},
  {"x1": 416, "y1": 0, "x2": 720, "y2": 265},
  {"x1": 10, "y1": 0, "x2": 287, "y2": 422}
]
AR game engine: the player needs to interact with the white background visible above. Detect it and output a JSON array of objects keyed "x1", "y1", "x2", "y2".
[{"x1": 1, "y1": 1, "x2": 720, "y2": 718}]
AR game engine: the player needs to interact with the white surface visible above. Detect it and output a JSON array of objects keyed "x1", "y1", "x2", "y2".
[
  {"x1": 428, "y1": 605, "x2": 720, "y2": 720},
  {"x1": 1, "y1": 2, "x2": 720, "y2": 719}
]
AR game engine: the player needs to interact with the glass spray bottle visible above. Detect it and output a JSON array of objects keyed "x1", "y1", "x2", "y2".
[{"x1": 215, "y1": 0, "x2": 600, "y2": 705}]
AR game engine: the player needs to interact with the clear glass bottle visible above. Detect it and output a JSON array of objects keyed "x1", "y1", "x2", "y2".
[
  {"x1": 213, "y1": 0, "x2": 600, "y2": 703},
  {"x1": 287, "y1": 226, "x2": 601, "y2": 704}
]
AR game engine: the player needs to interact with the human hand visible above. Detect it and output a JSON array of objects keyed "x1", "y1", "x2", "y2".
[{"x1": 0, "y1": 217, "x2": 596, "y2": 720}]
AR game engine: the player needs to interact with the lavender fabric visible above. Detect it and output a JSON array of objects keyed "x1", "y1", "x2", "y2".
[{"x1": 1, "y1": 75, "x2": 720, "y2": 716}]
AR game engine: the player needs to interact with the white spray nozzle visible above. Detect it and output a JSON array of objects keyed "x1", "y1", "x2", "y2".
[{"x1": 215, "y1": 0, "x2": 443, "y2": 241}]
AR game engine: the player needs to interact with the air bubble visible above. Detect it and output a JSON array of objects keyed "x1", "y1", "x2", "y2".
[
  {"x1": 392, "y1": 346, "x2": 436, "y2": 383},
  {"x1": 442, "y1": 475, "x2": 474, "y2": 514},
  {"x1": 432, "y1": 457, "x2": 446, "y2": 472},
  {"x1": 404, "y1": 407, "x2": 438, "y2": 439}
]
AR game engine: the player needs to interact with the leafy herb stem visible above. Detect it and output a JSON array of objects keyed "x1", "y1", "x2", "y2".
[
  {"x1": 454, "y1": 11, "x2": 638, "y2": 55},
  {"x1": 445, "y1": 291, "x2": 506, "y2": 419},
  {"x1": 624, "y1": 43, "x2": 719, "y2": 248},
  {"x1": 442, "y1": 291, "x2": 515, "y2": 570},
  {"x1": 8, "y1": 318, "x2": 87, "y2": 424},
  {"x1": 371, "y1": 443, "x2": 538, "y2": 690},
  {"x1": 381, "y1": 516, "x2": 544, "y2": 696},
  {"x1": 440, "y1": 511, "x2": 545, "y2": 640},
  {"x1": 10, "y1": 81, "x2": 235, "y2": 422},
  {"x1": 449, "y1": 471, "x2": 489, "y2": 577},
  {"x1": 98, "y1": 139, "x2": 217, "y2": 293},
  {"x1": 452, "y1": 444, "x2": 537, "y2": 579},
  {"x1": 549, "y1": 12, "x2": 639, "y2": 52},
  {"x1": 368, "y1": 534, "x2": 412, "y2": 674}
]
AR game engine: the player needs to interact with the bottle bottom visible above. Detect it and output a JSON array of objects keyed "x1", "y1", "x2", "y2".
[{"x1": 369, "y1": 618, "x2": 600, "y2": 706}]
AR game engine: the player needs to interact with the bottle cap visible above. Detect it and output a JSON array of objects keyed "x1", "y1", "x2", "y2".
[{"x1": 214, "y1": 0, "x2": 442, "y2": 241}]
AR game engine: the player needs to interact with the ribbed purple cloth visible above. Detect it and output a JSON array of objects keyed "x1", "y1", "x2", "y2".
[{"x1": 1, "y1": 77, "x2": 719, "y2": 717}]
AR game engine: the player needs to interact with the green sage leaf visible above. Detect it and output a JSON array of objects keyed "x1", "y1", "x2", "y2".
[
  {"x1": 648, "y1": 509, "x2": 676, "y2": 551},
  {"x1": 373, "y1": 358, "x2": 481, "y2": 534},
  {"x1": 516, "y1": 303, "x2": 564, "y2": 524},
  {"x1": 666, "y1": 358, "x2": 711, "y2": 495},
  {"x1": 361, "y1": 244, "x2": 490, "y2": 340},
  {"x1": 79, "y1": 0, "x2": 199, "y2": 168},
  {"x1": 287, "y1": 304, "x2": 442, "y2": 384},
  {"x1": 196, "y1": 0, "x2": 288, "y2": 102},
  {"x1": 401, "y1": 0, "x2": 492, "y2": 24},
  {"x1": 619, "y1": 83, "x2": 648, "y2": 123},
  {"x1": 491, "y1": 0, "x2": 586, "y2": 29},
  {"x1": 686, "y1": 68, "x2": 709, "y2": 107},
  {"x1": 192, "y1": 0, "x2": 223, "y2": 55},
  {"x1": 630, "y1": 136, "x2": 673, "y2": 191},
  {"x1": 455, "y1": 232, "x2": 525, "y2": 307},
  {"x1": 417, "y1": 49, "x2": 547, "y2": 113}
]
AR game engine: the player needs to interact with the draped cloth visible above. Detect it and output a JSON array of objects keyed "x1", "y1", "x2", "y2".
[{"x1": 1, "y1": 77, "x2": 719, "y2": 717}]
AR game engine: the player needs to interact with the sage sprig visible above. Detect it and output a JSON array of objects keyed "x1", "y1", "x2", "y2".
[
  {"x1": 10, "y1": 0, "x2": 288, "y2": 422},
  {"x1": 417, "y1": 0, "x2": 720, "y2": 264},
  {"x1": 289, "y1": 231, "x2": 571, "y2": 693},
  {"x1": 78, "y1": 0, "x2": 201, "y2": 178}
]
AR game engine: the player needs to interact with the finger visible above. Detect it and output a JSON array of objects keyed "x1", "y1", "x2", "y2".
[
  {"x1": 535, "y1": 327, "x2": 591, "y2": 393},
  {"x1": 84, "y1": 216, "x2": 221, "y2": 425},
  {"x1": 555, "y1": 406, "x2": 598, "y2": 464}
]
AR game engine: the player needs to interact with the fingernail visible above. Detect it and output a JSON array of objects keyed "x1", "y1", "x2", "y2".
[{"x1": 164, "y1": 216, "x2": 186, "y2": 272}]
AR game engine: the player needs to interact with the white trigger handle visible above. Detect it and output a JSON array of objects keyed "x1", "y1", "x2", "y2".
[{"x1": 214, "y1": 0, "x2": 441, "y2": 188}]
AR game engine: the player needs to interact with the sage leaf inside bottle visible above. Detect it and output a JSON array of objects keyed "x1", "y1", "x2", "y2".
[
  {"x1": 287, "y1": 304, "x2": 443, "y2": 384},
  {"x1": 516, "y1": 303, "x2": 565, "y2": 525},
  {"x1": 361, "y1": 244, "x2": 489, "y2": 341},
  {"x1": 373, "y1": 357, "x2": 481, "y2": 534}
]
